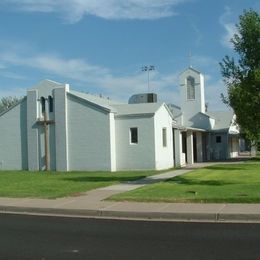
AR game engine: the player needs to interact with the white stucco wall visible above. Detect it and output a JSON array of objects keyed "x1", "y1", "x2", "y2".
[
  {"x1": 186, "y1": 130, "x2": 194, "y2": 164},
  {"x1": 109, "y1": 113, "x2": 116, "y2": 171},
  {"x1": 27, "y1": 89, "x2": 39, "y2": 171},
  {"x1": 173, "y1": 129, "x2": 182, "y2": 167},
  {"x1": 154, "y1": 105, "x2": 174, "y2": 170},
  {"x1": 209, "y1": 117, "x2": 215, "y2": 129},
  {"x1": 54, "y1": 86, "x2": 69, "y2": 171},
  {"x1": 27, "y1": 80, "x2": 65, "y2": 171},
  {"x1": 0, "y1": 100, "x2": 28, "y2": 170},
  {"x1": 115, "y1": 115, "x2": 155, "y2": 170},
  {"x1": 67, "y1": 94, "x2": 113, "y2": 171}
]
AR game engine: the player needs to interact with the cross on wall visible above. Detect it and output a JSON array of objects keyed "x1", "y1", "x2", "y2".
[{"x1": 37, "y1": 112, "x2": 55, "y2": 171}]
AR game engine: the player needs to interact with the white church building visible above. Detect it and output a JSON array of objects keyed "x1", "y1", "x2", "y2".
[{"x1": 0, "y1": 67, "x2": 240, "y2": 171}]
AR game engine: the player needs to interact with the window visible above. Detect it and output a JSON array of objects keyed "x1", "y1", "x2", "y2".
[
  {"x1": 162, "y1": 128, "x2": 167, "y2": 147},
  {"x1": 187, "y1": 76, "x2": 195, "y2": 100},
  {"x1": 41, "y1": 97, "x2": 46, "y2": 114},
  {"x1": 130, "y1": 127, "x2": 138, "y2": 144},
  {"x1": 48, "y1": 95, "x2": 54, "y2": 113},
  {"x1": 216, "y1": 136, "x2": 222, "y2": 143}
]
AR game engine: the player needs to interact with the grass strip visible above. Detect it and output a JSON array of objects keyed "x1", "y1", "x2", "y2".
[
  {"x1": 0, "y1": 170, "x2": 157, "y2": 199},
  {"x1": 109, "y1": 161, "x2": 260, "y2": 203}
]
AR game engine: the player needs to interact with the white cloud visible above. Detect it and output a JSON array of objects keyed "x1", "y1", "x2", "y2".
[
  {"x1": 0, "y1": 49, "x2": 182, "y2": 103},
  {"x1": 0, "y1": 0, "x2": 190, "y2": 23},
  {"x1": 0, "y1": 47, "x2": 227, "y2": 110},
  {"x1": 0, "y1": 52, "x2": 109, "y2": 82},
  {"x1": 0, "y1": 71, "x2": 28, "y2": 80},
  {"x1": 219, "y1": 7, "x2": 237, "y2": 49},
  {"x1": 221, "y1": 23, "x2": 236, "y2": 49},
  {"x1": 205, "y1": 79, "x2": 228, "y2": 111},
  {"x1": 190, "y1": 23, "x2": 203, "y2": 46},
  {"x1": 191, "y1": 54, "x2": 218, "y2": 68}
]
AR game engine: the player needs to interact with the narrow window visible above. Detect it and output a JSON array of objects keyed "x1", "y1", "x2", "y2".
[
  {"x1": 216, "y1": 136, "x2": 222, "y2": 143},
  {"x1": 130, "y1": 127, "x2": 138, "y2": 144},
  {"x1": 187, "y1": 76, "x2": 195, "y2": 100},
  {"x1": 41, "y1": 97, "x2": 46, "y2": 114},
  {"x1": 48, "y1": 95, "x2": 53, "y2": 113},
  {"x1": 162, "y1": 128, "x2": 167, "y2": 147}
]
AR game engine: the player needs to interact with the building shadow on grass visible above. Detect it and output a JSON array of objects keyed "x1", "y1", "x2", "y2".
[
  {"x1": 250, "y1": 157, "x2": 260, "y2": 161},
  {"x1": 62, "y1": 175, "x2": 148, "y2": 183},
  {"x1": 166, "y1": 176, "x2": 234, "y2": 186},
  {"x1": 202, "y1": 166, "x2": 245, "y2": 171}
]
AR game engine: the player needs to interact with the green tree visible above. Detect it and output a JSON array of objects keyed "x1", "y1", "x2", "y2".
[
  {"x1": 0, "y1": 96, "x2": 22, "y2": 114},
  {"x1": 220, "y1": 9, "x2": 260, "y2": 145}
]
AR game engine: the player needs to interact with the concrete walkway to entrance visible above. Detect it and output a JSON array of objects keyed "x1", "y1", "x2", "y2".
[{"x1": 1, "y1": 160, "x2": 260, "y2": 223}]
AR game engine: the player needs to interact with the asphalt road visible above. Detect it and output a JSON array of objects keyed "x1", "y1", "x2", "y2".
[{"x1": 0, "y1": 213, "x2": 260, "y2": 260}]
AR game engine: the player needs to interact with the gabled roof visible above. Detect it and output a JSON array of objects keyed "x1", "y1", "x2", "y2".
[
  {"x1": 68, "y1": 90, "x2": 122, "y2": 112},
  {"x1": 68, "y1": 90, "x2": 173, "y2": 118},
  {"x1": 28, "y1": 79, "x2": 65, "y2": 90},
  {"x1": 180, "y1": 66, "x2": 201, "y2": 76},
  {"x1": 167, "y1": 103, "x2": 182, "y2": 118},
  {"x1": 207, "y1": 111, "x2": 234, "y2": 131}
]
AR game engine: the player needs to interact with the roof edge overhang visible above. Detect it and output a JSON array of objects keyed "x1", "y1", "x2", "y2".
[
  {"x1": 67, "y1": 92, "x2": 114, "y2": 113},
  {"x1": 186, "y1": 126, "x2": 207, "y2": 132},
  {"x1": 0, "y1": 96, "x2": 27, "y2": 117},
  {"x1": 210, "y1": 128, "x2": 229, "y2": 133},
  {"x1": 115, "y1": 113, "x2": 155, "y2": 118},
  {"x1": 162, "y1": 103, "x2": 175, "y2": 120},
  {"x1": 199, "y1": 111, "x2": 211, "y2": 118},
  {"x1": 179, "y1": 66, "x2": 201, "y2": 76}
]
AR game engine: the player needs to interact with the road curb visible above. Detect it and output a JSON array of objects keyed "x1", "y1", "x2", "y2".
[
  {"x1": 100, "y1": 209, "x2": 217, "y2": 222},
  {"x1": 217, "y1": 213, "x2": 260, "y2": 222},
  {"x1": 0, "y1": 206, "x2": 100, "y2": 218},
  {"x1": 1, "y1": 205, "x2": 260, "y2": 223}
]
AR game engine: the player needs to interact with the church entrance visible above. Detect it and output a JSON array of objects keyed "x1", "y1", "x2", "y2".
[{"x1": 181, "y1": 132, "x2": 187, "y2": 163}]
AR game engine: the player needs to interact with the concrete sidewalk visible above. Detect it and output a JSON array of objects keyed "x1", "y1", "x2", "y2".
[{"x1": 1, "y1": 162, "x2": 260, "y2": 223}]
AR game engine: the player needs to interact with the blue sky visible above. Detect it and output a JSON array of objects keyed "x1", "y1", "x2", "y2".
[{"x1": 0, "y1": 0, "x2": 259, "y2": 110}]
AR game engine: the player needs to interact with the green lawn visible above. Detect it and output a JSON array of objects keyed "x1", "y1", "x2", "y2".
[
  {"x1": 0, "y1": 170, "x2": 157, "y2": 199},
  {"x1": 109, "y1": 161, "x2": 260, "y2": 203}
]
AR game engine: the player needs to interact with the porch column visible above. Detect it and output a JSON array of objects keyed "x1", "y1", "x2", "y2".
[
  {"x1": 251, "y1": 143, "x2": 257, "y2": 157},
  {"x1": 174, "y1": 129, "x2": 182, "y2": 167},
  {"x1": 186, "y1": 130, "x2": 194, "y2": 165},
  {"x1": 225, "y1": 133, "x2": 230, "y2": 159},
  {"x1": 206, "y1": 133, "x2": 211, "y2": 161},
  {"x1": 196, "y1": 132, "x2": 203, "y2": 162}
]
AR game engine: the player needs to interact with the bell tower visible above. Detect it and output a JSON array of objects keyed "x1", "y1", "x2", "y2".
[{"x1": 179, "y1": 67, "x2": 205, "y2": 122}]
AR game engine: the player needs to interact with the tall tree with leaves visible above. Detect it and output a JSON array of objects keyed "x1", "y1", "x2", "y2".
[
  {"x1": 0, "y1": 96, "x2": 22, "y2": 114},
  {"x1": 220, "y1": 9, "x2": 260, "y2": 145}
]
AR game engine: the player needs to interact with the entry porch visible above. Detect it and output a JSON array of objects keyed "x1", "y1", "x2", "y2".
[{"x1": 173, "y1": 127, "x2": 208, "y2": 167}]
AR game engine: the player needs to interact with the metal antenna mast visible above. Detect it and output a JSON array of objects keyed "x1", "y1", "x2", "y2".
[
  {"x1": 142, "y1": 65, "x2": 155, "y2": 93},
  {"x1": 188, "y1": 51, "x2": 192, "y2": 68}
]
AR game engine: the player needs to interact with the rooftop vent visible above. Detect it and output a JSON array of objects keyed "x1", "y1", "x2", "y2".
[{"x1": 128, "y1": 93, "x2": 157, "y2": 104}]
